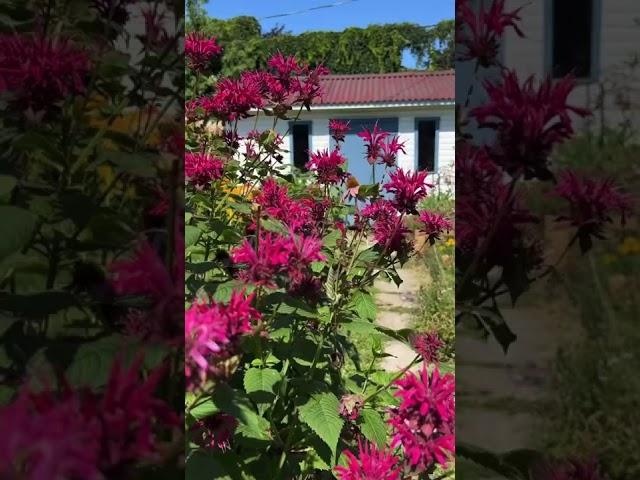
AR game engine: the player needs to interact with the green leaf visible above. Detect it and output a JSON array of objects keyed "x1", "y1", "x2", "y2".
[
  {"x1": 0, "y1": 175, "x2": 17, "y2": 202},
  {"x1": 298, "y1": 392, "x2": 344, "y2": 458},
  {"x1": 0, "y1": 291, "x2": 78, "y2": 317},
  {"x1": 185, "y1": 225, "x2": 202, "y2": 247},
  {"x1": 349, "y1": 290, "x2": 377, "y2": 321},
  {"x1": 66, "y1": 334, "x2": 129, "y2": 388},
  {"x1": 244, "y1": 367, "x2": 281, "y2": 397},
  {"x1": 358, "y1": 408, "x2": 388, "y2": 448},
  {"x1": 457, "y1": 442, "x2": 545, "y2": 480},
  {"x1": 100, "y1": 151, "x2": 157, "y2": 178},
  {"x1": 339, "y1": 319, "x2": 379, "y2": 336},
  {"x1": 185, "y1": 451, "x2": 243, "y2": 480},
  {"x1": 212, "y1": 383, "x2": 271, "y2": 442},
  {"x1": 190, "y1": 398, "x2": 219, "y2": 420},
  {"x1": 0, "y1": 206, "x2": 37, "y2": 262},
  {"x1": 356, "y1": 183, "x2": 380, "y2": 200}
]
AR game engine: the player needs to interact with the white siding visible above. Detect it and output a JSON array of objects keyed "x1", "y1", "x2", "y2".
[
  {"x1": 235, "y1": 104, "x2": 455, "y2": 192},
  {"x1": 503, "y1": 0, "x2": 640, "y2": 133}
]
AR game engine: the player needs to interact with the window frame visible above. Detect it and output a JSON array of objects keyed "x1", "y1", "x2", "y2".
[
  {"x1": 414, "y1": 117, "x2": 440, "y2": 173},
  {"x1": 288, "y1": 120, "x2": 313, "y2": 170},
  {"x1": 544, "y1": 0, "x2": 602, "y2": 83}
]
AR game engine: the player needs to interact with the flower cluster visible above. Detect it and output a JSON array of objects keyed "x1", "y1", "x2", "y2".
[
  {"x1": 384, "y1": 168, "x2": 432, "y2": 214},
  {"x1": 410, "y1": 331, "x2": 444, "y2": 363},
  {"x1": 202, "y1": 53, "x2": 329, "y2": 121},
  {"x1": 338, "y1": 394, "x2": 364, "y2": 422},
  {"x1": 362, "y1": 200, "x2": 412, "y2": 254},
  {"x1": 553, "y1": 171, "x2": 632, "y2": 252},
  {"x1": 0, "y1": 34, "x2": 89, "y2": 110},
  {"x1": 254, "y1": 177, "x2": 328, "y2": 236},
  {"x1": 185, "y1": 152, "x2": 224, "y2": 186},
  {"x1": 185, "y1": 33, "x2": 223, "y2": 72},
  {"x1": 185, "y1": 291, "x2": 259, "y2": 390},
  {"x1": 419, "y1": 211, "x2": 453, "y2": 245},
  {"x1": 457, "y1": 0, "x2": 524, "y2": 67},
  {"x1": 329, "y1": 119, "x2": 351, "y2": 144},
  {"x1": 0, "y1": 357, "x2": 178, "y2": 479},
  {"x1": 335, "y1": 439, "x2": 401, "y2": 480},
  {"x1": 471, "y1": 71, "x2": 590, "y2": 180},
  {"x1": 389, "y1": 366, "x2": 455, "y2": 473},
  {"x1": 231, "y1": 231, "x2": 324, "y2": 289},
  {"x1": 191, "y1": 413, "x2": 238, "y2": 452},
  {"x1": 306, "y1": 148, "x2": 348, "y2": 185}
]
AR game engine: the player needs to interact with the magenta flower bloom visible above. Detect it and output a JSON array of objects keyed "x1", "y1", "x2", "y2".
[
  {"x1": 384, "y1": 169, "x2": 432, "y2": 214},
  {"x1": 185, "y1": 32, "x2": 223, "y2": 72},
  {"x1": 363, "y1": 200, "x2": 412, "y2": 254},
  {"x1": 185, "y1": 152, "x2": 224, "y2": 186},
  {"x1": 185, "y1": 291, "x2": 259, "y2": 390},
  {"x1": 389, "y1": 365, "x2": 455, "y2": 473},
  {"x1": 267, "y1": 52, "x2": 303, "y2": 78},
  {"x1": 419, "y1": 211, "x2": 453, "y2": 244},
  {"x1": 410, "y1": 331, "x2": 444, "y2": 363},
  {"x1": 0, "y1": 357, "x2": 178, "y2": 478},
  {"x1": 457, "y1": 0, "x2": 524, "y2": 67},
  {"x1": 0, "y1": 34, "x2": 89, "y2": 110},
  {"x1": 380, "y1": 136, "x2": 406, "y2": 168},
  {"x1": 553, "y1": 170, "x2": 632, "y2": 253},
  {"x1": 202, "y1": 72, "x2": 264, "y2": 121},
  {"x1": 471, "y1": 70, "x2": 590, "y2": 180},
  {"x1": 306, "y1": 148, "x2": 348, "y2": 184},
  {"x1": 334, "y1": 439, "x2": 401, "y2": 480},
  {"x1": 338, "y1": 394, "x2": 364, "y2": 422},
  {"x1": 539, "y1": 457, "x2": 604, "y2": 480},
  {"x1": 357, "y1": 122, "x2": 390, "y2": 165},
  {"x1": 0, "y1": 391, "x2": 101, "y2": 480},
  {"x1": 230, "y1": 233, "x2": 292, "y2": 288},
  {"x1": 329, "y1": 119, "x2": 351, "y2": 143},
  {"x1": 191, "y1": 413, "x2": 238, "y2": 452},
  {"x1": 287, "y1": 232, "x2": 325, "y2": 280}
]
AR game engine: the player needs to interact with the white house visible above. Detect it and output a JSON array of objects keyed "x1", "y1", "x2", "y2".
[
  {"x1": 236, "y1": 70, "x2": 456, "y2": 191},
  {"x1": 500, "y1": 0, "x2": 640, "y2": 132}
]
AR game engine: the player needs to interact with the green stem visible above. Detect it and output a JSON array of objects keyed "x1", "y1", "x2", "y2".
[{"x1": 364, "y1": 355, "x2": 420, "y2": 404}]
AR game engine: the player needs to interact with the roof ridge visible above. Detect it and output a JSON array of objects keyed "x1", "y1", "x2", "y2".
[{"x1": 321, "y1": 70, "x2": 454, "y2": 80}]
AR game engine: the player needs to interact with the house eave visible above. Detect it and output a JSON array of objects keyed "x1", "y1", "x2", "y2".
[{"x1": 247, "y1": 100, "x2": 454, "y2": 115}]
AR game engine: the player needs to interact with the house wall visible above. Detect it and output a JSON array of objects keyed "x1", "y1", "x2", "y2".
[
  {"x1": 235, "y1": 104, "x2": 456, "y2": 192},
  {"x1": 503, "y1": 0, "x2": 640, "y2": 133}
]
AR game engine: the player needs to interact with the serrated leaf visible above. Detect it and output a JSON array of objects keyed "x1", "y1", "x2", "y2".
[
  {"x1": 0, "y1": 206, "x2": 37, "y2": 262},
  {"x1": 244, "y1": 368, "x2": 281, "y2": 395},
  {"x1": 185, "y1": 225, "x2": 202, "y2": 247},
  {"x1": 0, "y1": 175, "x2": 17, "y2": 202},
  {"x1": 211, "y1": 383, "x2": 271, "y2": 442},
  {"x1": 298, "y1": 392, "x2": 344, "y2": 458},
  {"x1": 349, "y1": 290, "x2": 377, "y2": 321},
  {"x1": 358, "y1": 408, "x2": 387, "y2": 448}
]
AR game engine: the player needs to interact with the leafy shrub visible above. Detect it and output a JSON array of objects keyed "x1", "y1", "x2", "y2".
[{"x1": 184, "y1": 39, "x2": 455, "y2": 479}]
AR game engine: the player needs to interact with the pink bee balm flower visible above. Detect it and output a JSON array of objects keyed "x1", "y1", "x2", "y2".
[
  {"x1": 338, "y1": 394, "x2": 364, "y2": 422},
  {"x1": 230, "y1": 233, "x2": 291, "y2": 288},
  {"x1": 384, "y1": 169, "x2": 432, "y2": 214},
  {"x1": 553, "y1": 170, "x2": 632, "y2": 253},
  {"x1": 185, "y1": 291, "x2": 259, "y2": 390},
  {"x1": 329, "y1": 119, "x2": 351, "y2": 143},
  {"x1": 185, "y1": 152, "x2": 224, "y2": 186},
  {"x1": 334, "y1": 439, "x2": 402, "y2": 480},
  {"x1": 362, "y1": 200, "x2": 411, "y2": 254},
  {"x1": 389, "y1": 365, "x2": 455, "y2": 473},
  {"x1": 357, "y1": 122, "x2": 390, "y2": 165},
  {"x1": 306, "y1": 148, "x2": 348, "y2": 185},
  {"x1": 379, "y1": 136, "x2": 406, "y2": 167},
  {"x1": 539, "y1": 457, "x2": 604, "y2": 480},
  {"x1": 471, "y1": 70, "x2": 590, "y2": 180},
  {"x1": 267, "y1": 52, "x2": 303, "y2": 78},
  {"x1": 202, "y1": 72, "x2": 264, "y2": 121},
  {"x1": 419, "y1": 211, "x2": 453, "y2": 244},
  {"x1": 410, "y1": 331, "x2": 444, "y2": 363},
  {"x1": 0, "y1": 391, "x2": 102, "y2": 480},
  {"x1": 191, "y1": 413, "x2": 238, "y2": 451},
  {"x1": 185, "y1": 32, "x2": 223, "y2": 72},
  {"x1": 457, "y1": 0, "x2": 524, "y2": 67},
  {"x1": 0, "y1": 34, "x2": 89, "y2": 110},
  {"x1": 287, "y1": 232, "x2": 325, "y2": 277}
]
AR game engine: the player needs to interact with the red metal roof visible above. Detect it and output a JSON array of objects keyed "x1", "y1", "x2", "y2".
[{"x1": 315, "y1": 70, "x2": 454, "y2": 106}]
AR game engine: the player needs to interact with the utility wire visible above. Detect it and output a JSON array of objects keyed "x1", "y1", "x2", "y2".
[{"x1": 260, "y1": 0, "x2": 361, "y2": 20}]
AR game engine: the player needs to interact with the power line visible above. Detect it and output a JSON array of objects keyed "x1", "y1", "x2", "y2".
[{"x1": 260, "y1": 0, "x2": 360, "y2": 20}]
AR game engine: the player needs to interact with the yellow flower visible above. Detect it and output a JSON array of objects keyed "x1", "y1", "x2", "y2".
[
  {"x1": 602, "y1": 254, "x2": 616, "y2": 265},
  {"x1": 445, "y1": 238, "x2": 455, "y2": 247},
  {"x1": 618, "y1": 236, "x2": 640, "y2": 256}
]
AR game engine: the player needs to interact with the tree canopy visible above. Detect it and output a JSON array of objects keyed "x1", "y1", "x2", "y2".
[{"x1": 188, "y1": 14, "x2": 454, "y2": 77}]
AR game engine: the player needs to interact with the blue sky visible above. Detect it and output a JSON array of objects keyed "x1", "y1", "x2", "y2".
[{"x1": 205, "y1": 0, "x2": 454, "y2": 68}]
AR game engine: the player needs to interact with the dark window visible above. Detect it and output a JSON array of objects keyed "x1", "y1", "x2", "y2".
[
  {"x1": 292, "y1": 123, "x2": 310, "y2": 170},
  {"x1": 417, "y1": 120, "x2": 437, "y2": 172},
  {"x1": 551, "y1": 0, "x2": 593, "y2": 79}
]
